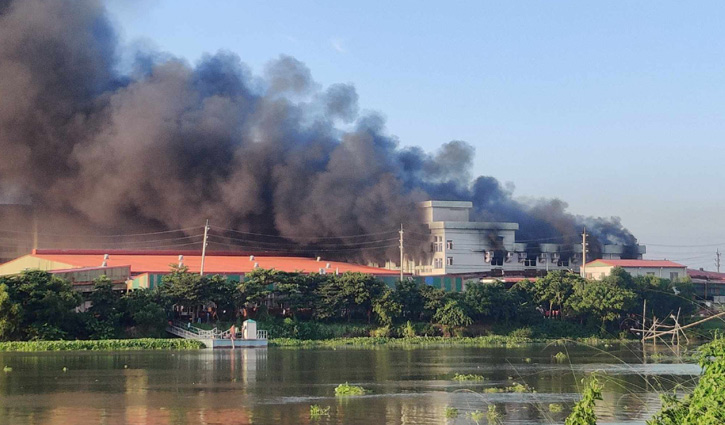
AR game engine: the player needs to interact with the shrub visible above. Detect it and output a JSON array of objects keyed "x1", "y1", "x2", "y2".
[
  {"x1": 444, "y1": 406, "x2": 459, "y2": 418},
  {"x1": 369, "y1": 326, "x2": 391, "y2": 338},
  {"x1": 401, "y1": 321, "x2": 417, "y2": 338},
  {"x1": 508, "y1": 327, "x2": 533, "y2": 339}
]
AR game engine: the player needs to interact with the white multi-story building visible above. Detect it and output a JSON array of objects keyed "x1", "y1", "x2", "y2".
[{"x1": 414, "y1": 200, "x2": 645, "y2": 277}]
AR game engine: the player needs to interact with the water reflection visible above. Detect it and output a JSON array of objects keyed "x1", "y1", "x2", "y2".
[{"x1": 0, "y1": 344, "x2": 700, "y2": 425}]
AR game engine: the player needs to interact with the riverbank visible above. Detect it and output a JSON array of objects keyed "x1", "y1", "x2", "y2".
[
  {"x1": 268, "y1": 335, "x2": 626, "y2": 348},
  {"x1": 0, "y1": 338, "x2": 204, "y2": 352}
]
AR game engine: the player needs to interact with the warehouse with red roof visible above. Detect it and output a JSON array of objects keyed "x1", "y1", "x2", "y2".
[{"x1": 583, "y1": 259, "x2": 687, "y2": 280}]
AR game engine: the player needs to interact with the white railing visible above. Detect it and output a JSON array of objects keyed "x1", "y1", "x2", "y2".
[{"x1": 169, "y1": 321, "x2": 268, "y2": 340}]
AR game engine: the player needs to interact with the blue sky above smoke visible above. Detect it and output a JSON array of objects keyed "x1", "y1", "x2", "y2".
[{"x1": 105, "y1": 0, "x2": 725, "y2": 270}]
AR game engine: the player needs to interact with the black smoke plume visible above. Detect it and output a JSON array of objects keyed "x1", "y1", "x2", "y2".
[{"x1": 0, "y1": 0, "x2": 636, "y2": 260}]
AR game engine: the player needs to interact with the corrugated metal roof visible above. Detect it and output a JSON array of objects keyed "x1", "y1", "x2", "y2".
[
  {"x1": 28, "y1": 250, "x2": 400, "y2": 276},
  {"x1": 586, "y1": 259, "x2": 685, "y2": 268}
]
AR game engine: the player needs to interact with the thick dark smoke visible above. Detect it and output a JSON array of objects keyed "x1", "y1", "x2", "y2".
[{"x1": 0, "y1": 0, "x2": 636, "y2": 260}]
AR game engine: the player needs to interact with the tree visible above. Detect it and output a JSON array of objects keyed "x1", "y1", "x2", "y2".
[
  {"x1": 420, "y1": 284, "x2": 446, "y2": 322},
  {"x1": 565, "y1": 279, "x2": 636, "y2": 333},
  {"x1": 534, "y1": 271, "x2": 582, "y2": 316},
  {"x1": 394, "y1": 279, "x2": 425, "y2": 321},
  {"x1": 433, "y1": 299, "x2": 472, "y2": 336},
  {"x1": 238, "y1": 268, "x2": 276, "y2": 309},
  {"x1": 317, "y1": 272, "x2": 385, "y2": 322},
  {"x1": 0, "y1": 270, "x2": 81, "y2": 340},
  {"x1": 160, "y1": 265, "x2": 207, "y2": 319},
  {"x1": 373, "y1": 288, "x2": 403, "y2": 326},
  {"x1": 86, "y1": 276, "x2": 122, "y2": 339},
  {"x1": 120, "y1": 288, "x2": 170, "y2": 337},
  {"x1": 463, "y1": 281, "x2": 519, "y2": 322}
]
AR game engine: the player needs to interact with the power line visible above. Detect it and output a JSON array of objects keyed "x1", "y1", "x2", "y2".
[
  {"x1": 0, "y1": 226, "x2": 204, "y2": 238},
  {"x1": 209, "y1": 225, "x2": 398, "y2": 240}
]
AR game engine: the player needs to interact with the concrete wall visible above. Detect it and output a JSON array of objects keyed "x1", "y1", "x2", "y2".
[{"x1": 586, "y1": 265, "x2": 687, "y2": 280}]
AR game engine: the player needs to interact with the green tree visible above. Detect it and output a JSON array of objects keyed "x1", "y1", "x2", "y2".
[
  {"x1": 433, "y1": 299, "x2": 472, "y2": 336},
  {"x1": 534, "y1": 271, "x2": 581, "y2": 316},
  {"x1": 566, "y1": 278, "x2": 636, "y2": 333},
  {"x1": 373, "y1": 288, "x2": 403, "y2": 326},
  {"x1": 317, "y1": 272, "x2": 385, "y2": 322},
  {"x1": 394, "y1": 279, "x2": 425, "y2": 321},
  {"x1": 420, "y1": 284, "x2": 446, "y2": 321},
  {"x1": 159, "y1": 265, "x2": 207, "y2": 319},
  {"x1": 120, "y1": 288, "x2": 170, "y2": 337},
  {"x1": 0, "y1": 270, "x2": 81, "y2": 340},
  {"x1": 238, "y1": 268, "x2": 277, "y2": 309},
  {"x1": 464, "y1": 281, "x2": 519, "y2": 322},
  {"x1": 86, "y1": 276, "x2": 122, "y2": 339}
]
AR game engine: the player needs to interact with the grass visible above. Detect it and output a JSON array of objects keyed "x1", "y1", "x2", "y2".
[
  {"x1": 309, "y1": 404, "x2": 330, "y2": 419},
  {"x1": 487, "y1": 405, "x2": 503, "y2": 423},
  {"x1": 334, "y1": 382, "x2": 367, "y2": 396},
  {"x1": 0, "y1": 338, "x2": 204, "y2": 352}
]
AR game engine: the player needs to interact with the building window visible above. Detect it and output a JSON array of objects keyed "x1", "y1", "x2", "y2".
[
  {"x1": 446, "y1": 257, "x2": 454, "y2": 266},
  {"x1": 434, "y1": 258, "x2": 443, "y2": 269},
  {"x1": 446, "y1": 240, "x2": 453, "y2": 250},
  {"x1": 646, "y1": 272, "x2": 655, "y2": 276},
  {"x1": 670, "y1": 272, "x2": 679, "y2": 280},
  {"x1": 523, "y1": 258, "x2": 537, "y2": 267}
]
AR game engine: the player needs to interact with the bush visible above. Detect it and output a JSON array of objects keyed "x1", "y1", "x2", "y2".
[
  {"x1": 370, "y1": 326, "x2": 391, "y2": 337},
  {"x1": 508, "y1": 327, "x2": 533, "y2": 339},
  {"x1": 401, "y1": 321, "x2": 417, "y2": 338}
]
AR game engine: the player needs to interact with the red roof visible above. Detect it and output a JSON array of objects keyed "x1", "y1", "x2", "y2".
[
  {"x1": 29, "y1": 249, "x2": 400, "y2": 276},
  {"x1": 586, "y1": 259, "x2": 685, "y2": 268},
  {"x1": 688, "y1": 268, "x2": 725, "y2": 282}
]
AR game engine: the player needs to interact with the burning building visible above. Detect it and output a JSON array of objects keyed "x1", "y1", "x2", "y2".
[{"x1": 411, "y1": 200, "x2": 645, "y2": 277}]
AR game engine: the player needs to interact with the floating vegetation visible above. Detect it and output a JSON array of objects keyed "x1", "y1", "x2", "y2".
[
  {"x1": 549, "y1": 403, "x2": 564, "y2": 413},
  {"x1": 444, "y1": 406, "x2": 459, "y2": 418},
  {"x1": 309, "y1": 405, "x2": 330, "y2": 419},
  {"x1": 524, "y1": 357, "x2": 532, "y2": 363},
  {"x1": 2, "y1": 365, "x2": 11, "y2": 373},
  {"x1": 452, "y1": 373, "x2": 485, "y2": 382},
  {"x1": 487, "y1": 405, "x2": 503, "y2": 423},
  {"x1": 0, "y1": 339, "x2": 204, "y2": 352},
  {"x1": 469, "y1": 410, "x2": 485, "y2": 423},
  {"x1": 554, "y1": 351, "x2": 569, "y2": 362},
  {"x1": 483, "y1": 382, "x2": 534, "y2": 393},
  {"x1": 334, "y1": 382, "x2": 366, "y2": 396}
]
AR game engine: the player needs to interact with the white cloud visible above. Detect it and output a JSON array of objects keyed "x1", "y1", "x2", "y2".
[{"x1": 330, "y1": 38, "x2": 346, "y2": 53}]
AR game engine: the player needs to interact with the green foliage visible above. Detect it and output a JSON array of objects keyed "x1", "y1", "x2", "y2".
[
  {"x1": 554, "y1": 351, "x2": 569, "y2": 362},
  {"x1": 2, "y1": 365, "x2": 11, "y2": 373},
  {"x1": 534, "y1": 271, "x2": 581, "y2": 314},
  {"x1": 549, "y1": 403, "x2": 564, "y2": 413},
  {"x1": 444, "y1": 406, "x2": 459, "y2": 418},
  {"x1": 309, "y1": 404, "x2": 330, "y2": 419},
  {"x1": 565, "y1": 376, "x2": 602, "y2": 425},
  {"x1": 401, "y1": 321, "x2": 417, "y2": 338},
  {"x1": 0, "y1": 270, "x2": 82, "y2": 341},
  {"x1": 464, "y1": 281, "x2": 519, "y2": 322},
  {"x1": 370, "y1": 326, "x2": 391, "y2": 337},
  {"x1": 120, "y1": 288, "x2": 170, "y2": 337},
  {"x1": 452, "y1": 373, "x2": 485, "y2": 381},
  {"x1": 487, "y1": 405, "x2": 503, "y2": 423},
  {"x1": 646, "y1": 337, "x2": 725, "y2": 425},
  {"x1": 373, "y1": 288, "x2": 402, "y2": 326},
  {"x1": 334, "y1": 382, "x2": 366, "y2": 396},
  {"x1": 0, "y1": 338, "x2": 204, "y2": 351},
  {"x1": 469, "y1": 410, "x2": 485, "y2": 423},
  {"x1": 433, "y1": 299, "x2": 472, "y2": 335},
  {"x1": 565, "y1": 277, "x2": 636, "y2": 333}
]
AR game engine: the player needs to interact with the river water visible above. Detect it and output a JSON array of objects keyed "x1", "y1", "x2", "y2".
[{"x1": 0, "y1": 343, "x2": 701, "y2": 425}]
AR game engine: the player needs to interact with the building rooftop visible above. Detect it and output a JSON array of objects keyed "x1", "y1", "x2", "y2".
[
  {"x1": 687, "y1": 268, "x2": 725, "y2": 282},
  {"x1": 0, "y1": 249, "x2": 401, "y2": 276},
  {"x1": 428, "y1": 221, "x2": 519, "y2": 230},
  {"x1": 586, "y1": 259, "x2": 685, "y2": 268},
  {"x1": 418, "y1": 200, "x2": 473, "y2": 209}
]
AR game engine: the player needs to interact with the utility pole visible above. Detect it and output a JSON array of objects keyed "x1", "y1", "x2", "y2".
[
  {"x1": 580, "y1": 227, "x2": 588, "y2": 278},
  {"x1": 399, "y1": 223, "x2": 404, "y2": 282},
  {"x1": 716, "y1": 249, "x2": 721, "y2": 273},
  {"x1": 200, "y1": 219, "x2": 209, "y2": 276},
  {"x1": 32, "y1": 209, "x2": 38, "y2": 252}
]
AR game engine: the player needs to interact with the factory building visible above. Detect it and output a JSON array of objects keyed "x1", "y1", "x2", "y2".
[
  {"x1": 413, "y1": 200, "x2": 646, "y2": 277},
  {"x1": 583, "y1": 259, "x2": 687, "y2": 281}
]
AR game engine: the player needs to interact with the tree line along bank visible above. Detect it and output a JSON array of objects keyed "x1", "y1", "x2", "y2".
[{"x1": 0, "y1": 266, "x2": 701, "y2": 342}]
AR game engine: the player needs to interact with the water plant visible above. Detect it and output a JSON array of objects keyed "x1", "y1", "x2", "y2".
[
  {"x1": 2, "y1": 365, "x2": 11, "y2": 373},
  {"x1": 487, "y1": 405, "x2": 503, "y2": 423},
  {"x1": 452, "y1": 373, "x2": 485, "y2": 382},
  {"x1": 554, "y1": 351, "x2": 569, "y2": 362},
  {"x1": 0, "y1": 339, "x2": 204, "y2": 352},
  {"x1": 565, "y1": 376, "x2": 602, "y2": 425},
  {"x1": 469, "y1": 410, "x2": 485, "y2": 423},
  {"x1": 549, "y1": 403, "x2": 564, "y2": 413},
  {"x1": 309, "y1": 404, "x2": 330, "y2": 419},
  {"x1": 334, "y1": 382, "x2": 366, "y2": 396},
  {"x1": 444, "y1": 406, "x2": 458, "y2": 418}
]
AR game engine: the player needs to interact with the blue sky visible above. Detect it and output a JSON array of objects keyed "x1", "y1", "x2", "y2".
[{"x1": 106, "y1": 1, "x2": 725, "y2": 270}]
